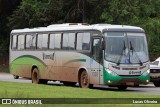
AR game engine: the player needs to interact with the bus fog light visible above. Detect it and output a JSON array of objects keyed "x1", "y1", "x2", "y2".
[
  {"x1": 146, "y1": 80, "x2": 149, "y2": 83},
  {"x1": 142, "y1": 69, "x2": 150, "y2": 76},
  {"x1": 108, "y1": 80, "x2": 111, "y2": 83}
]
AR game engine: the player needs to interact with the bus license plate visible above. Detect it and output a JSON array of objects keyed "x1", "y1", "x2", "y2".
[{"x1": 126, "y1": 82, "x2": 134, "y2": 86}]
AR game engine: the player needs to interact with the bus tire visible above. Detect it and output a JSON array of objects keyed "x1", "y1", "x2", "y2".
[
  {"x1": 32, "y1": 68, "x2": 48, "y2": 84},
  {"x1": 32, "y1": 68, "x2": 41, "y2": 84},
  {"x1": 79, "y1": 70, "x2": 92, "y2": 88},
  {"x1": 117, "y1": 85, "x2": 128, "y2": 90},
  {"x1": 153, "y1": 81, "x2": 160, "y2": 87},
  {"x1": 13, "y1": 75, "x2": 19, "y2": 79}
]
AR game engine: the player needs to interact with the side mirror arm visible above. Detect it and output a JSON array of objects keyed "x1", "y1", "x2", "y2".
[{"x1": 101, "y1": 40, "x2": 106, "y2": 50}]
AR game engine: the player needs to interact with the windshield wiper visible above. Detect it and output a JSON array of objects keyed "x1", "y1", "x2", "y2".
[
  {"x1": 117, "y1": 40, "x2": 126, "y2": 65},
  {"x1": 130, "y1": 41, "x2": 143, "y2": 66}
]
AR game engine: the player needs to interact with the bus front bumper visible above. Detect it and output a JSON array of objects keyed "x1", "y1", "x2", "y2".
[{"x1": 103, "y1": 68, "x2": 150, "y2": 86}]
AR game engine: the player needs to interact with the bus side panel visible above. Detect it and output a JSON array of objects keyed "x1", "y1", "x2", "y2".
[
  {"x1": 47, "y1": 51, "x2": 62, "y2": 81},
  {"x1": 10, "y1": 51, "x2": 49, "y2": 79},
  {"x1": 61, "y1": 52, "x2": 77, "y2": 82},
  {"x1": 73, "y1": 52, "x2": 101, "y2": 85},
  {"x1": 10, "y1": 51, "x2": 32, "y2": 78}
]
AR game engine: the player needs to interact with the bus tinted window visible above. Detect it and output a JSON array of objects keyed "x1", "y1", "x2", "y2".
[
  {"x1": 18, "y1": 35, "x2": 25, "y2": 50},
  {"x1": 55, "y1": 33, "x2": 61, "y2": 49},
  {"x1": 37, "y1": 34, "x2": 48, "y2": 49},
  {"x1": 76, "y1": 33, "x2": 90, "y2": 50},
  {"x1": 63, "y1": 33, "x2": 69, "y2": 49},
  {"x1": 63, "y1": 33, "x2": 75, "y2": 50},
  {"x1": 12, "y1": 35, "x2": 17, "y2": 49},
  {"x1": 49, "y1": 34, "x2": 55, "y2": 49},
  {"x1": 26, "y1": 34, "x2": 37, "y2": 49},
  {"x1": 68, "y1": 33, "x2": 75, "y2": 50}
]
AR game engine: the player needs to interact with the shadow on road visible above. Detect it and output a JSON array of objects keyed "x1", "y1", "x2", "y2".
[{"x1": 47, "y1": 82, "x2": 154, "y2": 93}]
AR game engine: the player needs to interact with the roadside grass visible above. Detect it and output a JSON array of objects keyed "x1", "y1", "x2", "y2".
[
  {"x1": 0, "y1": 81, "x2": 160, "y2": 107},
  {"x1": 0, "y1": 81, "x2": 160, "y2": 98}
]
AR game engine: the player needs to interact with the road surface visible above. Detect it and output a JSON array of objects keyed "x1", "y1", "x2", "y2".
[{"x1": 0, "y1": 72, "x2": 160, "y2": 95}]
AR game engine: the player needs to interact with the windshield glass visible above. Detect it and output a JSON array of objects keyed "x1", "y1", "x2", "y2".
[{"x1": 104, "y1": 32, "x2": 149, "y2": 64}]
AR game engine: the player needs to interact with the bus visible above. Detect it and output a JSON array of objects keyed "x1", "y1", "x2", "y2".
[{"x1": 10, "y1": 23, "x2": 150, "y2": 90}]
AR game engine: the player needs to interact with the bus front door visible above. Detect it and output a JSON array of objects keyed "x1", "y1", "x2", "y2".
[{"x1": 90, "y1": 37, "x2": 102, "y2": 85}]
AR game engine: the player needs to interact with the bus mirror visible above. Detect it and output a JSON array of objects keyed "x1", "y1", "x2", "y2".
[{"x1": 101, "y1": 41, "x2": 105, "y2": 50}]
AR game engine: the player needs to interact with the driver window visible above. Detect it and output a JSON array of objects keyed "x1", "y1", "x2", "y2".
[{"x1": 93, "y1": 38, "x2": 101, "y2": 62}]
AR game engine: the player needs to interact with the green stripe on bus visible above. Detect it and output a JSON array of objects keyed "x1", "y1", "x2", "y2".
[
  {"x1": 103, "y1": 67, "x2": 121, "y2": 84},
  {"x1": 64, "y1": 58, "x2": 86, "y2": 65},
  {"x1": 10, "y1": 56, "x2": 46, "y2": 75}
]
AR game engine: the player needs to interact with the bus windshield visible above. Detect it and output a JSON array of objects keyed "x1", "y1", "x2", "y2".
[{"x1": 104, "y1": 32, "x2": 149, "y2": 64}]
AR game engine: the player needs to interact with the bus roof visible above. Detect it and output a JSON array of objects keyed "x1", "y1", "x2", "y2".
[{"x1": 11, "y1": 23, "x2": 144, "y2": 34}]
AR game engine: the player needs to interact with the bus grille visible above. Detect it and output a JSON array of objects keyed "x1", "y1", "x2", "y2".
[
  {"x1": 122, "y1": 68, "x2": 137, "y2": 70},
  {"x1": 119, "y1": 78, "x2": 140, "y2": 83}
]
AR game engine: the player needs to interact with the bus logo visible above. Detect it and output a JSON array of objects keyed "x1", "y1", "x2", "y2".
[
  {"x1": 43, "y1": 53, "x2": 55, "y2": 60},
  {"x1": 129, "y1": 71, "x2": 141, "y2": 75}
]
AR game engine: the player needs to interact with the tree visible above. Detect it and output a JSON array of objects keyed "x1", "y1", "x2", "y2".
[
  {"x1": 0, "y1": 0, "x2": 20, "y2": 49},
  {"x1": 100, "y1": 0, "x2": 139, "y2": 24},
  {"x1": 8, "y1": 0, "x2": 49, "y2": 29},
  {"x1": 5, "y1": 0, "x2": 160, "y2": 60}
]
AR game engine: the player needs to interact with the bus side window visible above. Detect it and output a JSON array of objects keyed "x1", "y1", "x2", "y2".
[
  {"x1": 63, "y1": 33, "x2": 69, "y2": 50},
  {"x1": 92, "y1": 38, "x2": 101, "y2": 62},
  {"x1": 68, "y1": 33, "x2": 75, "y2": 50},
  {"x1": 37, "y1": 34, "x2": 48, "y2": 49},
  {"x1": 26, "y1": 35, "x2": 31, "y2": 49},
  {"x1": 18, "y1": 35, "x2": 25, "y2": 50},
  {"x1": 62, "y1": 33, "x2": 75, "y2": 50},
  {"x1": 12, "y1": 35, "x2": 17, "y2": 49},
  {"x1": 76, "y1": 33, "x2": 90, "y2": 51},
  {"x1": 55, "y1": 33, "x2": 61, "y2": 50},
  {"x1": 26, "y1": 34, "x2": 36, "y2": 49},
  {"x1": 49, "y1": 34, "x2": 55, "y2": 49},
  {"x1": 82, "y1": 33, "x2": 90, "y2": 50}
]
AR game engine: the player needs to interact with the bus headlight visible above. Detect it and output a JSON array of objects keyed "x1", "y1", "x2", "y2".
[
  {"x1": 106, "y1": 69, "x2": 117, "y2": 76},
  {"x1": 142, "y1": 69, "x2": 150, "y2": 76}
]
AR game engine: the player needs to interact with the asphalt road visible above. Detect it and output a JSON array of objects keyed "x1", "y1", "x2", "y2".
[{"x1": 0, "y1": 72, "x2": 160, "y2": 95}]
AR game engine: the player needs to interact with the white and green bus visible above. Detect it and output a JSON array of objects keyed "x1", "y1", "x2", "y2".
[{"x1": 10, "y1": 23, "x2": 150, "y2": 90}]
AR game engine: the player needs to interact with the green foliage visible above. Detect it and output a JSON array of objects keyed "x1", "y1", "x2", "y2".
[
  {"x1": 1, "y1": 0, "x2": 160, "y2": 60},
  {"x1": 8, "y1": 0, "x2": 49, "y2": 29},
  {"x1": 101, "y1": 0, "x2": 139, "y2": 24},
  {"x1": 0, "y1": 0, "x2": 20, "y2": 38}
]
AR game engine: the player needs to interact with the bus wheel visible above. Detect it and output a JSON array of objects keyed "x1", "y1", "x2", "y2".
[
  {"x1": 79, "y1": 70, "x2": 93, "y2": 88},
  {"x1": 63, "y1": 82, "x2": 76, "y2": 86},
  {"x1": 117, "y1": 85, "x2": 128, "y2": 90},
  {"x1": 154, "y1": 81, "x2": 160, "y2": 87},
  {"x1": 13, "y1": 75, "x2": 19, "y2": 79},
  {"x1": 32, "y1": 68, "x2": 40, "y2": 84}
]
